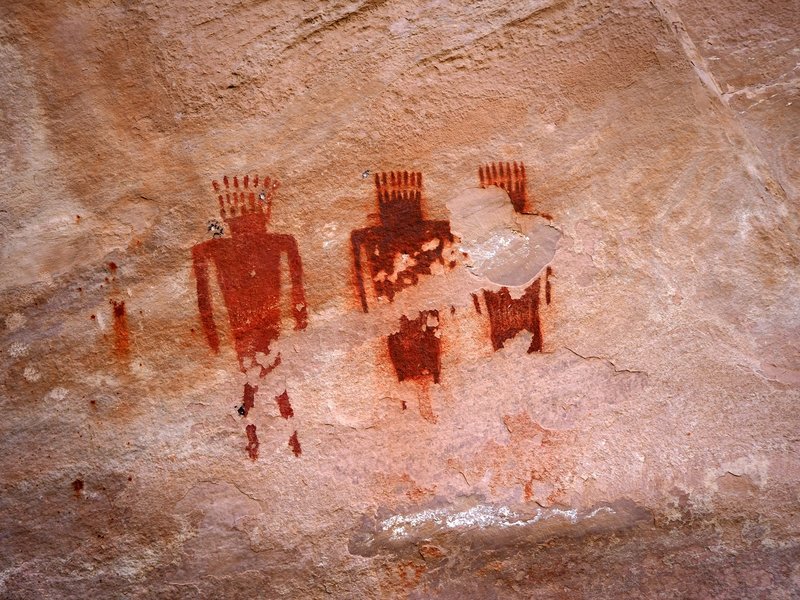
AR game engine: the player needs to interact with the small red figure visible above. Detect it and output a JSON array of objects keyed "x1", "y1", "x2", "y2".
[
  {"x1": 192, "y1": 174, "x2": 307, "y2": 458},
  {"x1": 351, "y1": 171, "x2": 454, "y2": 312}
]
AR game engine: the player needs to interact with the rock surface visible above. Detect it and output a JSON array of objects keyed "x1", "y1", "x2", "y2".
[{"x1": 1, "y1": 0, "x2": 798, "y2": 597}]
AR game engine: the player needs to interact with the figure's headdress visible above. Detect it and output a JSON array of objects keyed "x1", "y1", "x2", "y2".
[
  {"x1": 211, "y1": 175, "x2": 279, "y2": 219},
  {"x1": 375, "y1": 171, "x2": 423, "y2": 226},
  {"x1": 478, "y1": 161, "x2": 526, "y2": 213}
]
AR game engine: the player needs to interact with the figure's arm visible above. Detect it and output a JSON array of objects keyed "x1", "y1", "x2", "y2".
[
  {"x1": 279, "y1": 235, "x2": 308, "y2": 330},
  {"x1": 351, "y1": 229, "x2": 369, "y2": 313},
  {"x1": 191, "y1": 244, "x2": 220, "y2": 354},
  {"x1": 429, "y1": 220, "x2": 454, "y2": 244}
]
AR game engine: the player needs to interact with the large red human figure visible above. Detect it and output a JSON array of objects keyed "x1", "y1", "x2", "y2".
[{"x1": 192, "y1": 174, "x2": 307, "y2": 459}]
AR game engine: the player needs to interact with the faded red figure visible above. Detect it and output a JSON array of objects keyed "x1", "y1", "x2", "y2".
[
  {"x1": 476, "y1": 162, "x2": 553, "y2": 353},
  {"x1": 192, "y1": 174, "x2": 307, "y2": 458},
  {"x1": 351, "y1": 171, "x2": 454, "y2": 312},
  {"x1": 351, "y1": 172, "x2": 451, "y2": 418}
]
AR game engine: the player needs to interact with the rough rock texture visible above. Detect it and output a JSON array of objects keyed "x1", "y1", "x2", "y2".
[{"x1": 1, "y1": 0, "x2": 798, "y2": 598}]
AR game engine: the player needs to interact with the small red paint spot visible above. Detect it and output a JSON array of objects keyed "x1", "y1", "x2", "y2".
[
  {"x1": 401, "y1": 400, "x2": 408, "y2": 411},
  {"x1": 77, "y1": 287, "x2": 83, "y2": 292},
  {"x1": 275, "y1": 390, "x2": 294, "y2": 419},
  {"x1": 107, "y1": 262, "x2": 118, "y2": 273},
  {"x1": 72, "y1": 479, "x2": 84, "y2": 498},
  {"x1": 450, "y1": 305, "x2": 456, "y2": 315},
  {"x1": 110, "y1": 299, "x2": 130, "y2": 357},
  {"x1": 241, "y1": 383, "x2": 256, "y2": 417},
  {"x1": 127, "y1": 476, "x2": 132, "y2": 481},
  {"x1": 75, "y1": 215, "x2": 81, "y2": 223},
  {"x1": 90, "y1": 314, "x2": 96, "y2": 320},
  {"x1": 245, "y1": 424, "x2": 259, "y2": 460},
  {"x1": 90, "y1": 399, "x2": 96, "y2": 406},
  {"x1": 288, "y1": 431, "x2": 302, "y2": 456}
]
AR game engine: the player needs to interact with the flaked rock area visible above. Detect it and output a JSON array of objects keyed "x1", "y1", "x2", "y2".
[{"x1": 1, "y1": 0, "x2": 798, "y2": 598}]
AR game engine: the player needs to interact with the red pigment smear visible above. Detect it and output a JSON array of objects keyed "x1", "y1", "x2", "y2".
[
  {"x1": 72, "y1": 479, "x2": 84, "y2": 498},
  {"x1": 288, "y1": 431, "x2": 302, "y2": 456},
  {"x1": 275, "y1": 390, "x2": 294, "y2": 419},
  {"x1": 545, "y1": 266, "x2": 553, "y2": 304},
  {"x1": 241, "y1": 383, "x2": 257, "y2": 417},
  {"x1": 191, "y1": 185, "x2": 307, "y2": 371},
  {"x1": 387, "y1": 310, "x2": 441, "y2": 383},
  {"x1": 483, "y1": 279, "x2": 544, "y2": 353},
  {"x1": 110, "y1": 299, "x2": 130, "y2": 357},
  {"x1": 245, "y1": 424, "x2": 259, "y2": 460},
  {"x1": 351, "y1": 171, "x2": 454, "y2": 312}
]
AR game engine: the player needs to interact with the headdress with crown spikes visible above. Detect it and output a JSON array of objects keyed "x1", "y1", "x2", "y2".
[
  {"x1": 211, "y1": 175, "x2": 280, "y2": 220},
  {"x1": 478, "y1": 161, "x2": 527, "y2": 213},
  {"x1": 375, "y1": 171, "x2": 424, "y2": 226}
]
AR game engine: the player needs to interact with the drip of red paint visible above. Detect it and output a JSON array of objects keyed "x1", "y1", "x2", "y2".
[
  {"x1": 110, "y1": 299, "x2": 130, "y2": 357},
  {"x1": 275, "y1": 390, "x2": 294, "y2": 419},
  {"x1": 241, "y1": 383, "x2": 257, "y2": 417},
  {"x1": 72, "y1": 479, "x2": 84, "y2": 498},
  {"x1": 245, "y1": 424, "x2": 259, "y2": 460},
  {"x1": 288, "y1": 431, "x2": 302, "y2": 456},
  {"x1": 387, "y1": 310, "x2": 441, "y2": 383},
  {"x1": 545, "y1": 267, "x2": 553, "y2": 304}
]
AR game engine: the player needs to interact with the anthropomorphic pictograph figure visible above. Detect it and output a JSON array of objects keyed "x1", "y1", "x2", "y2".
[
  {"x1": 476, "y1": 162, "x2": 553, "y2": 353},
  {"x1": 351, "y1": 172, "x2": 453, "y2": 420},
  {"x1": 192, "y1": 174, "x2": 307, "y2": 458},
  {"x1": 351, "y1": 171, "x2": 454, "y2": 313}
]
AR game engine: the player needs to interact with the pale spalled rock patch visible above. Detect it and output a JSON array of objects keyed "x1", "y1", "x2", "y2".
[{"x1": 446, "y1": 186, "x2": 561, "y2": 288}]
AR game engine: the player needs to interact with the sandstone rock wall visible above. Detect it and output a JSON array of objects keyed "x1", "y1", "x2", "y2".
[{"x1": 1, "y1": 0, "x2": 798, "y2": 597}]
